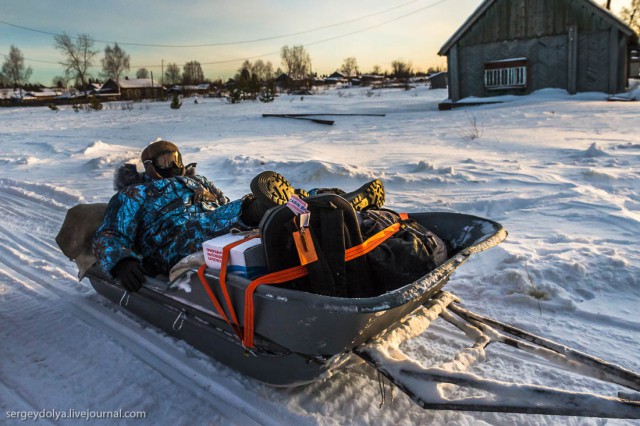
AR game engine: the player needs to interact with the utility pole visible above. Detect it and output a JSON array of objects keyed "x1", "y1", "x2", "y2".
[
  {"x1": 606, "y1": 0, "x2": 611, "y2": 9},
  {"x1": 161, "y1": 59, "x2": 164, "y2": 86}
]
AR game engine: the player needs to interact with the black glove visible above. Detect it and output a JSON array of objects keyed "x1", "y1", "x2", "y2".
[{"x1": 112, "y1": 258, "x2": 146, "y2": 292}]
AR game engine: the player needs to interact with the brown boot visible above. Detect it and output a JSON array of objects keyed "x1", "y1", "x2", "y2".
[
  {"x1": 250, "y1": 171, "x2": 308, "y2": 207},
  {"x1": 343, "y1": 179, "x2": 385, "y2": 211}
]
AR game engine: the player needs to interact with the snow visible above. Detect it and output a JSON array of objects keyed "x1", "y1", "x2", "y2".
[{"x1": 1, "y1": 84, "x2": 639, "y2": 425}]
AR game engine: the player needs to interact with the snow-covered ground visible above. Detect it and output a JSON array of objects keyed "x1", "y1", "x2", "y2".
[{"x1": 1, "y1": 84, "x2": 639, "y2": 425}]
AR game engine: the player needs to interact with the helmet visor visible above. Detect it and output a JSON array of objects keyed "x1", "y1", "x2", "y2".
[{"x1": 154, "y1": 150, "x2": 181, "y2": 169}]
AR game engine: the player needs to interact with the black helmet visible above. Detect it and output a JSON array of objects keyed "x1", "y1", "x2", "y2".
[{"x1": 141, "y1": 140, "x2": 185, "y2": 179}]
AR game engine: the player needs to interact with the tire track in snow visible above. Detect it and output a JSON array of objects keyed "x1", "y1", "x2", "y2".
[
  {"x1": 0, "y1": 381, "x2": 56, "y2": 426},
  {"x1": 0, "y1": 183, "x2": 309, "y2": 426},
  {"x1": 1, "y1": 265, "x2": 269, "y2": 425}
]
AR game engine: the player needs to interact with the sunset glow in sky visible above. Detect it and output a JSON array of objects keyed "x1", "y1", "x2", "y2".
[{"x1": 0, "y1": 0, "x2": 633, "y2": 85}]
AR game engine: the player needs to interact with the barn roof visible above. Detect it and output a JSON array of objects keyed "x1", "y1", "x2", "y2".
[
  {"x1": 438, "y1": 0, "x2": 637, "y2": 56},
  {"x1": 117, "y1": 78, "x2": 162, "y2": 89}
]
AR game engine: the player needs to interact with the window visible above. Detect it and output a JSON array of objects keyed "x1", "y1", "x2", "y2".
[{"x1": 484, "y1": 58, "x2": 527, "y2": 90}]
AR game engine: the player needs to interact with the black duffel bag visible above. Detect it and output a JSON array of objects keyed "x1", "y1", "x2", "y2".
[{"x1": 360, "y1": 209, "x2": 448, "y2": 294}]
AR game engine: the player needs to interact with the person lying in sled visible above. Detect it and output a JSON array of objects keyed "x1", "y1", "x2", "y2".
[{"x1": 92, "y1": 140, "x2": 385, "y2": 293}]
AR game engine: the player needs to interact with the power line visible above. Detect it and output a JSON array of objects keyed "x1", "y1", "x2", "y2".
[
  {"x1": 2, "y1": 0, "x2": 451, "y2": 74},
  {"x1": 0, "y1": 0, "x2": 421, "y2": 48},
  {"x1": 197, "y1": 0, "x2": 450, "y2": 66}
]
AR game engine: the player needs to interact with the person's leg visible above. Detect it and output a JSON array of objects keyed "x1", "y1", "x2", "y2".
[
  {"x1": 248, "y1": 171, "x2": 386, "y2": 222},
  {"x1": 309, "y1": 179, "x2": 385, "y2": 211},
  {"x1": 342, "y1": 179, "x2": 385, "y2": 211},
  {"x1": 250, "y1": 171, "x2": 308, "y2": 207}
]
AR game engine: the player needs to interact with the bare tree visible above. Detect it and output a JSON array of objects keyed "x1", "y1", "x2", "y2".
[
  {"x1": 371, "y1": 64, "x2": 383, "y2": 75},
  {"x1": 1, "y1": 45, "x2": 32, "y2": 95},
  {"x1": 391, "y1": 59, "x2": 413, "y2": 79},
  {"x1": 182, "y1": 60, "x2": 204, "y2": 85},
  {"x1": 280, "y1": 45, "x2": 311, "y2": 81},
  {"x1": 101, "y1": 43, "x2": 130, "y2": 83},
  {"x1": 340, "y1": 57, "x2": 359, "y2": 77},
  {"x1": 620, "y1": 0, "x2": 639, "y2": 33},
  {"x1": 235, "y1": 60, "x2": 252, "y2": 80},
  {"x1": 251, "y1": 59, "x2": 274, "y2": 82},
  {"x1": 136, "y1": 68, "x2": 149, "y2": 79},
  {"x1": 54, "y1": 33, "x2": 97, "y2": 94},
  {"x1": 52, "y1": 75, "x2": 70, "y2": 89},
  {"x1": 164, "y1": 63, "x2": 181, "y2": 85}
]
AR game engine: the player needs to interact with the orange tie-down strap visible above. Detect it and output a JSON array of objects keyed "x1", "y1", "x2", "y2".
[
  {"x1": 197, "y1": 213, "x2": 409, "y2": 349},
  {"x1": 196, "y1": 235, "x2": 259, "y2": 341}
]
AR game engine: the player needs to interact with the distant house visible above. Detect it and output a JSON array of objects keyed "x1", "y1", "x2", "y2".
[
  {"x1": 275, "y1": 73, "x2": 291, "y2": 90},
  {"x1": 438, "y1": 0, "x2": 639, "y2": 102},
  {"x1": 0, "y1": 88, "x2": 62, "y2": 103},
  {"x1": 428, "y1": 72, "x2": 448, "y2": 89},
  {"x1": 167, "y1": 84, "x2": 212, "y2": 97},
  {"x1": 358, "y1": 74, "x2": 385, "y2": 86},
  {"x1": 100, "y1": 78, "x2": 164, "y2": 100},
  {"x1": 328, "y1": 71, "x2": 348, "y2": 80}
]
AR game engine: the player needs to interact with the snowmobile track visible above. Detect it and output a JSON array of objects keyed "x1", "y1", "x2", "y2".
[
  {"x1": 2, "y1": 260, "x2": 300, "y2": 426},
  {"x1": 0, "y1": 189, "x2": 304, "y2": 426}
]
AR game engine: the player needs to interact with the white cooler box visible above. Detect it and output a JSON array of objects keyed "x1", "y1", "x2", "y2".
[{"x1": 202, "y1": 234, "x2": 267, "y2": 279}]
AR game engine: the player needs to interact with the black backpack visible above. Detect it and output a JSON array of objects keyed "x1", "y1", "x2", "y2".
[
  {"x1": 258, "y1": 195, "x2": 448, "y2": 298},
  {"x1": 259, "y1": 194, "x2": 375, "y2": 297}
]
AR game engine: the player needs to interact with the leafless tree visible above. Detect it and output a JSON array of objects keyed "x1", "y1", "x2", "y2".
[
  {"x1": 101, "y1": 43, "x2": 130, "y2": 83},
  {"x1": 1, "y1": 45, "x2": 32, "y2": 94},
  {"x1": 182, "y1": 60, "x2": 204, "y2": 85},
  {"x1": 391, "y1": 59, "x2": 413, "y2": 79},
  {"x1": 340, "y1": 57, "x2": 359, "y2": 77},
  {"x1": 52, "y1": 75, "x2": 70, "y2": 89},
  {"x1": 280, "y1": 45, "x2": 311, "y2": 81},
  {"x1": 136, "y1": 68, "x2": 149, "y2": 79},
  {"x1": 620, "y1": 0, "x2": 639, "y2": 33},
  {"x1": 54, "y1": 33, "x2": 97, "y2": 94},
  {"x1": 251, "y1": 59, "x2": 274, "y2": 82},
  {"x1": 164, "y1": 63, "x2": 181, "y2": 85},
  {"x1": 371, "y1": 64, "x2": 383, "y2": 75}
]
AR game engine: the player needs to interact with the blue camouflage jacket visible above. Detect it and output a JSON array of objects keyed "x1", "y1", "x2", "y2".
[{"x1": 93, "y1": 174, "x2": 247, "y2": 277}]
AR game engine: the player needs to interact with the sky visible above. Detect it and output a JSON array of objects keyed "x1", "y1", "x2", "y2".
[{"x1": 0, "y1": 0, "x2": 633, "y2": 86}]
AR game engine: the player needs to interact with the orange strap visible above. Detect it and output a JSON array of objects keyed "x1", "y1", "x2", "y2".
[
  {"x1": 218, "y1": 235, "x2": 259, "y2": 328},
  {"x1": 242, "y1": 213, "x2": 410, "y2": 348},
  {"x1": 242, "y1": 264, "x2": 309, "y2": 348},
  {"x1": 197, "y1": 263, "x2": 242, "y2": 339},
  {"x1": 196, "y1": 235, "x2": 259, "y2": 340}
]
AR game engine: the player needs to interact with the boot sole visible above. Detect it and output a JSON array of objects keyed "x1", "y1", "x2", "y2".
[
  {"x1": 345, "y1": 179, "x2": 385, "y2": 211},
  {"x1": 250, "y1": 171, "x2": 308, "y2": 207}
]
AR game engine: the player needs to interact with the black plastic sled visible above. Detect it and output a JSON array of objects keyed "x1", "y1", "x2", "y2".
[
  {"x1": 86, "y1": 211, "x2": 504, "y2": 385},
  {"x1": 83, "y1": 211, "x2": 640, "y2": 419}
]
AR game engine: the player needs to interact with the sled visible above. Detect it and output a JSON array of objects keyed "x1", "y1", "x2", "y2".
[{"x1": 82, "y1": 211, "x2": 640, "y2": 419}]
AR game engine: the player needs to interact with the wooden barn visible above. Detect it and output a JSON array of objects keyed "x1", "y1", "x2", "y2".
[
  {"x1": 100, "y1": 78, "x2": 164, "y2": 100},
  {"x1": 438, "y1": 0, "x2": 639, "y2": 102}
]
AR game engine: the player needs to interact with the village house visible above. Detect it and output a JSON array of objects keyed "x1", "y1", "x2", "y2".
[
  {"x1": 100, "y1": 77, "x2": 164, "y2": 100},
  {"x1": 438, "y1": 0, "x2": 639, "y2": 103}
]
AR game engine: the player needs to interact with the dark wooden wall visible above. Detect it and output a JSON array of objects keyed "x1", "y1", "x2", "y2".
[
  {"x1": 459, "y1": 0, "x2": 619, "y2": 47},
  {"x1": 446, "y1": 0, "x2": 632, "y2": 101}
]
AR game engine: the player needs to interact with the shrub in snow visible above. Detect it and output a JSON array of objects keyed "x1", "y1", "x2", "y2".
[
  {"x1": 88, "y1": 96, "x2": 103, "y2": 111},
  {"x1": 170, "y1": 93, "x2": 182, "y2": 109}
]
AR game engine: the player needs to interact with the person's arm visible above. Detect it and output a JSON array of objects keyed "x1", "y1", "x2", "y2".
[
  {"x1": 197, "y1": 175, "x2": 230, "y2": 206},
  {"x1": 93, "y1": 187, "x2": 147, "y2": 289}
]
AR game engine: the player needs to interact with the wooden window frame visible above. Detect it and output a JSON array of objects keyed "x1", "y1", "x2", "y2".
[{"x1": 484, "y1": 58, "x2": 528, "y2": 90}]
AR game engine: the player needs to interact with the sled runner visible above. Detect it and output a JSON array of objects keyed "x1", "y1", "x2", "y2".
[{"x1": 67, "y1": 205, "x2": 640, "y2": 418}]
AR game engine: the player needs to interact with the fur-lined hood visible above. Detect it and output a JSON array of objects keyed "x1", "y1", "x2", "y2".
[{"x1": 113, "y1": 163, "x2": 197, "y2": 190}]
